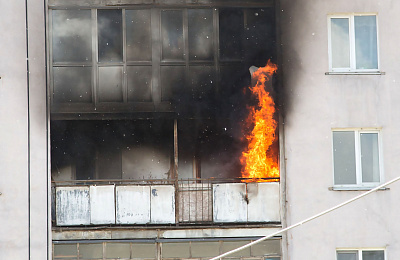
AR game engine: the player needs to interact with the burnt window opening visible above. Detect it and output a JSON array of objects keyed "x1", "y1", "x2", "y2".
[
  {"x1": 51, "y1": 120, "x2": 174, "y2": 181},
  {"x1": 51, "y1": 118, "x2": 248, "y2": 181},
  {"x1": 50, "y1": 5, "x2": 279, "y2": 182}
]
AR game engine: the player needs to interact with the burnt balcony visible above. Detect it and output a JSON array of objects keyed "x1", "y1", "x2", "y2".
[{"x1": 52, "y1": 178, "x2": 280, "y2": 227}]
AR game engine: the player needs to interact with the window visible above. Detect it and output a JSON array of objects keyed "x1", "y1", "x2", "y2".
[
  {"x1": 50, "y1": 7, "x2": 276, "y2": 114},
  {"x1": 332, "y1": 129, "x2": 382, "y2": 187},
  {"x1": 53, "y1": 239, "x2": 281, "y2": 260},
  {"x1": 328, "y1": 14, "x2": 378, "y2": 72},
  {"x1": 337, "y1": 249, "x2": 385, "y2": 260}
]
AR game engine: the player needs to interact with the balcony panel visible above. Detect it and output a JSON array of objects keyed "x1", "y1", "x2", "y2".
[
  {"x1": 150, "y1": 185, "x2": 176, "y2": 224},
  {"x1": 90, "y1": 185, "x2": 115, "y2": 224},
  {"x1": 247, "y1": 182, "x2": 280, "y2": 222},
  {"x1": 213, "y1": 182, "x2": 280, "y2": 223},
  {"x1": 56, "y1": 186, "x2": 90, "y2": 226},
  {"x1": 116, "y1": 186, "x2": 151, "y2": 224},
  {"x1": 213, "y1": 183, "x2": 247, "y2": 222},
  {"x1": 53, "y1": 180, "x2": 280, "y2": 226}
]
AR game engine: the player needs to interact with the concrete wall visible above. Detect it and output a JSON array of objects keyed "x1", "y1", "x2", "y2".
[
  {"x1": 0, "y1": 0, "x2": 48, "y2": 259},
  {"x1": 280, "y1": 0, "x2": 400, "y2": 259}
]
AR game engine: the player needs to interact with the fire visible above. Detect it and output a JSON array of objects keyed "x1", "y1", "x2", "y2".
[{"x1": 240, "y1": 61, "x2": 279, "y2": 182}]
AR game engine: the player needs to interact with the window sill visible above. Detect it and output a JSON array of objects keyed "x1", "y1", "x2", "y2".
[
  {"x1": 325, "y1": 71, "x2": 385, "y2": 75},
  {"x1": 329, "y1": 186, "x2": 389, "y2": 191}
]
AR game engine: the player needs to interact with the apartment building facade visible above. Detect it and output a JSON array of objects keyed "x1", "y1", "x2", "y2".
[
  {"x1": 1, "y1": 0, "x2": 398, "y2": 259},
  {"x1": 1, "y1": 0, "x2": 283, "y2": 259},
  {"x1": 280, "y1": 0, "x2": 400, "y2": 259}
]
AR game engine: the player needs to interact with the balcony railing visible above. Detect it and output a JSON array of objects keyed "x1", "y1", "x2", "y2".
[{"x1": 52, "y1": 178, "x2": 280, "y2": 226}]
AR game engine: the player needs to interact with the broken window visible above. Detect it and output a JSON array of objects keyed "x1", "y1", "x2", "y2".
[{"x1": 51, "y1": 120, "x2": 173, "y2": 181}]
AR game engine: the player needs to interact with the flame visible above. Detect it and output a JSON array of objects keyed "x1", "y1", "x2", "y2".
[{"x1": 240, "y1": 61, "x2": 279, "y2": 182}]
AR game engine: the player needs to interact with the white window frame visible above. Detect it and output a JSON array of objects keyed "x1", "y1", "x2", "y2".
[
  {"x1": 328, "y1": 13, "x2": 380, "y2": 73},
  {"x1": 336, "y1": 248, "x2": 386, "y2": 260},
  {"x1": 332, "y1": 128, "x2": 384, "y2": 189}
]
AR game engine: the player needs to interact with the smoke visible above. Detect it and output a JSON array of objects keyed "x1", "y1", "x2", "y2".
[{"x1": 51, "y1": 7, "x2": 281, "y2": 180}]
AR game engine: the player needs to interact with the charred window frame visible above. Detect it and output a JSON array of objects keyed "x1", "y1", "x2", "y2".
[
  {"x1": 332, "y1": 129, "x2": 383, "y2": 188},
  {"x1": 328, "y1": 14, "x2": 379, "y2": 73},
  {"x1": 49, "y1": 7, "x2": 276, "y2": 114},
  {"x1": 336, "y1": 249, "x2": 385, "y2": 260},
  {"x1": 49, "y1": 8, "x2": 154, "y2": 109}
]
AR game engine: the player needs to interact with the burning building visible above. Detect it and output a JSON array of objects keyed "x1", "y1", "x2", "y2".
[
  {"x1": 47, "y1": 0, "x2": 283, "y2": 259},
  {"x1": 3, "y1": 0, "x2": 399, "y2": 259}
]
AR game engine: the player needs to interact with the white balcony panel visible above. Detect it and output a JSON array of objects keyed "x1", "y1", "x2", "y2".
[
  {"x1": 150, "y1": 185, "x2": 175, "y2": 224},
  {"x1": 116, "y1": 186, "x2": 151, "y2": 224},
  {"x1": 213, "y1": 183, "x2": 247, "y2": 222},
  {"x1": 90, "y1": 185, "x2": 115, "y2": 224},
  {"x1": 247, "y1": 182, "x2": 280, "y2": 222},
  {"x1": 56, "y1": 186, "x2": 90, "y2": 226}
]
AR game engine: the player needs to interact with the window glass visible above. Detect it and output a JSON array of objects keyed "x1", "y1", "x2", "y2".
[
  {"x1": 53, "y1": 67, "x2": 92, "y2": 103},
  {"x1": 188, "y1": 9, "x2": 214, "y2": 60},
  {"x1": 105, "y1": 243, "x2": 131, "y2": 259},
  {"x1": 131, "y1": 243, "x2": 157, "y2": 258},
  {"x1": 52, "y1": 10, "x2": 92, "y2": 63},
  {"x1": 54, "y1": 244, "x2": 77, "y2": 258},
  {"x1": 98, "y1": 66, "x2": 123, "y2": 102},
  {"x1": 98, "y1": 9, "x2": 123, "y2": 62},
  {"x1": 355, "y1": 15, "x2": 378, "y2": 69},
  {"x1": 331, "y1": 18, "x2": 350, "y2": 68},
  {"x1": 222, "y1": 241, "x2": 251, "y2": 257},
  {"x1": 126, "y1": 9, "x2": 152, "y2": 61},
  {"x1": 161, "y1": 10, "x2": 184, "y2": 61},
  {"x1": 360, "y1": 133, "x2": 380, "y2": 182},
  {"x1": 127, "y1": 66, "x2": 152, "y2": 102},
  {"x1": 191, "y1": 242, "x2": 220, "y2": 257},
  {"x1": 333, "y1": 131, "x2": 356, "y2": 185},
  {"x1": 162, "y1": 242, "x2": 191, "y2": 258},
  {"x1": 79, "y1": 243, "x2": 103, "y2": 259},
  {"x1": 337, "y1": 251, "x2": 358, "y2": 260},
  {"x1": 362, "y1": 250, "x2": 384, "y2": 260},
  {"x1": 251, "y1": 240, "x2": 281, "y2": 256}
]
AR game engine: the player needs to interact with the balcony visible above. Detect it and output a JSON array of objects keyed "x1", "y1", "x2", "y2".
[{"x1": 52, "y1": 179, "x2": 280, "y2": 226}]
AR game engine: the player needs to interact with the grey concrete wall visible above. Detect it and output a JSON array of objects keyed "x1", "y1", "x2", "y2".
[
  {"x1": 280, "y1": 0, "x2": 400, "y2": 259},
  {"x1": 28, "y1": 0, "x2": 49, "y2": 259},
  {"x1": 0, "y1": 0, "x2": 48, "y2": 259}
]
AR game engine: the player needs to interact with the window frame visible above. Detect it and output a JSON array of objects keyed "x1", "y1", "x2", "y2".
[
  {"x1": 332, "y1": 128, "x2": 384, "y2": 189},
  {"x1": 336, "y1": 248, "x2": 386, "y2": 260},
  {"x1": 327, "y1": 13, "x2": 380, "y2": 73},
  {"x1": 48, "y1": 6, "x2": 276, "y2": 115}
]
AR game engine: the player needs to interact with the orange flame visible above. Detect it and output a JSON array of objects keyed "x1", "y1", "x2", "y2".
[{"x1": 240, "y1": 61, "x2": 279, "y2": 182}]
